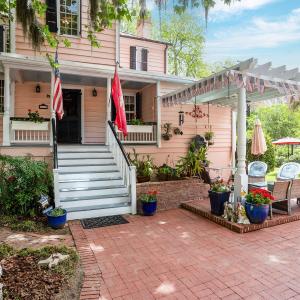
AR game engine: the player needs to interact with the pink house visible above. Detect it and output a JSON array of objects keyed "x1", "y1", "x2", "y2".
[{"x1": 0, "y1": 1, "x2": 233, "y2": 219}]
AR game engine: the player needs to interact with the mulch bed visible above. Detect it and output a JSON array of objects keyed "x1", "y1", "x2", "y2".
[{"x1": 1, "y1": 254, "x2": 65, "y2": 300}]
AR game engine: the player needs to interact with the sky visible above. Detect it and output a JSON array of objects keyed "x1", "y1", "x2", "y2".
[{"x1": 151, "y1": 0, "x2": 300, "y2": 70}]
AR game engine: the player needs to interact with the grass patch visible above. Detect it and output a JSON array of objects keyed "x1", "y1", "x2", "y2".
[
  {"x1": 266, "y1": 168, "x2": 278, "y2": 182},
  {"x1": 0, "y1": 215, "x2": 69, "y2": 234}
]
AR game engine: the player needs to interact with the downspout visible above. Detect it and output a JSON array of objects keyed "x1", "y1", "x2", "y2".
[
  {"x1": 164, "y1": 45, "x2": 168, "y2": 74},
  {"x1": 115, "y1": 21, "x2": 120, "y2": 64}
]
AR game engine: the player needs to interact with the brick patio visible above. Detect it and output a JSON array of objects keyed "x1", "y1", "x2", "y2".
[{"x1": 69, "y1": 209, "x2": 300, "y2": 299}]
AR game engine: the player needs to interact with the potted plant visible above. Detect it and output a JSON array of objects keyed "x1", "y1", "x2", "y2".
[
  {"x1": 204, "y1": 131, "x2": 214, "y2": 146},
  {"x1": 140, "y1": 191, "x2": 158, "y2": 216},
  {"x1": 208, "y1": 180, "x2": 231, "y2": 216},
  {"x1": 157, "y1": 164, "x2": 179, "y2": 181},
  {"x1": 46, "y1": 207, "x2": 67, "y2": 229},
  {"x1": 245, "y1": 188, "x2": 274, "y2": 224},
  {"x1": 162, "y1": 123, "x2": 172, "y2": 140}
]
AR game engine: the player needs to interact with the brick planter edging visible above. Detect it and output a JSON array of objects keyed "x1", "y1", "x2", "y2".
[
  {"x1": 181, "y1": 202, "x2": 300, "y2": 234},
  {"x1": 137, "y1": 179, "x2": 210, "y2": 214}
]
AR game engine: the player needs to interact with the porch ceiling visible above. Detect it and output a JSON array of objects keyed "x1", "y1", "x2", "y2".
[{"x1": 10, "y1": 69, "x2": 152, "y2": 90}]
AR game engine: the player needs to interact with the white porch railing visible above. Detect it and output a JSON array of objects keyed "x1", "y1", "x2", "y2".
[
  {"x1": 117, "y1": 124, "x2": 157, "y2": 144},
  {"x1": 107, "y1": 121, "x2": 137, "y2": 214},
  {"x1": 11, "y1": 120, "x2": 50, "y2": 144}
]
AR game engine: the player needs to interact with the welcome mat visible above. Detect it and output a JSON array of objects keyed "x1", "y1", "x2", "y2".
[{"x1": 81, "y1": 215, "x2": 129, "y2": 229}]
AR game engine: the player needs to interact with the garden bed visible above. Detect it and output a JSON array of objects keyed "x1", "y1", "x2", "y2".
[
  {"x1": 137, "y1": 178, "x2": 209, "y2": 213},
  {"x1": 0, "y1": 244, "x2": 82, "y2": 300}
]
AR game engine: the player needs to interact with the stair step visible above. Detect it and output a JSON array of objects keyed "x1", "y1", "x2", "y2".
[
  {"x1": 58, "y1": 171, "x2": 121, "y2": 181},
  {"x1": 58, "y1": 165, "x2": 118, "y2": 173},
  {"x1": 58, "y1": 145, "x2": 109, "y2": 152},
  {"x1": 60, "y1": 184, "x2": 125, "y2": 192},
  {"x1": 58, "y1": 178, "x2": 124, "y2": 189},
  {"x1": 66, "y1": 204, "x2": 131, "y2": 220},
  {"x1": 58, "y1": 152, "x2": 113, "y2": 159},
  {"x1": 59, "y1": 186, "x2": 128, "y2": 198},
  {"x1": 60, "y1": 194, "x2": 130, "y2": 209},
  {"x1": 60, "y1": 192, "x2": 129, "y2": 202},
  {"x1": 58, "y1": 161, "x2": 115, "y2": 167}
]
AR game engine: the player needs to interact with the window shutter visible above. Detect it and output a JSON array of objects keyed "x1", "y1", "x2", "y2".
[
  {"x1": 46, "y1": 0, "x2": 58, "y2": 33},
  {"x1": 136, "y1": 92, "x2": 142, "y2": 120},
  {"x1": 0, "y1": 25, "x2": 4, "y2": 52},
  {"x1": 111, "y1": 96, "x2": 116, "y2": 121},
  {"x1": 141, "y1": 48, "x2": 148, "y2": 71},
  {"x1": 130, "y1": 46, "x2": 137, "y2": 70}
]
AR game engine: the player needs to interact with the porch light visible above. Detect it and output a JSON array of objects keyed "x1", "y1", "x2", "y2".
[
  {"x1": 178, "y1": 110, "x2": 184, "y2": 126},
  {"x1": 35, "y1": 84, "x2": 41, "y2": 93},
  {"x1": 92, "y1": 88, "x2": 97, "y2": 97}
]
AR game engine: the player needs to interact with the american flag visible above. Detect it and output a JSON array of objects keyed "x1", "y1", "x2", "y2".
[{"x1": 52, "y1": 51, "x2": 64, "y2": 119}]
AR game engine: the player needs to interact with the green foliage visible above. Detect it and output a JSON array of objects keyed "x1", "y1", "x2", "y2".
[
  {"x1": 128, "y1": 118, "x2": 144, "y2": 125},
  {"x1": 49, "y1": 208, "x2": 66, "y2": 217},
  {"x1": 0, "y1": 243, "x2": 15, "y2": 260},
  {"x1": 210, "y1": 180, "x2": 230, "y2": 193},
  {"x1": 176, "y1": 142, "x2": 207, "y2": 177},
  {"x1": 0, "y1": 155, "x2": 53, "y2": 217},
  {"x1": 245, "y1": 189, "x2": 273, "y2": 205},
  {"x1": 157, "y1": 13, "x2": 209, "y2": 78},
  {"x1": 139, "y1": 191, "x2": 157, "y2": 203},
  {"x1": 157, "y1": 164, "x2": 179, "y2": 181},
  {"x1": 247, "y1": 137, "x2": 275, "y2": 172},
  {"x1": 128, "y1": 149, "x2": 155, "y2": 181},
  {"x1": 27, "y1": 109, "x2": 44, "y2": 123},
  {"x1": 247, "y1": 104, "x2": 300, "y2": 141}
]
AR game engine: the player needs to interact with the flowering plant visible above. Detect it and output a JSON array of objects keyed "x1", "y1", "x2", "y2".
[
  {"x1": 140, "y1": 191, "x2": 158, "y2": 203},
  {"x1": 210, "y1": 179, "x2": 231, "y2": 193},
  {"x1": 28, "y1": 109, "x2": 44, "y2": 123},
  {"x1": 245, "y1": 188, "x2": 274, "y2": 205}
]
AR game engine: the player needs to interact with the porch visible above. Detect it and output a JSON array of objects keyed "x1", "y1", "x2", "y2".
[{"x1": 0, "y1": 55, "x2": 163, "y2": 149}]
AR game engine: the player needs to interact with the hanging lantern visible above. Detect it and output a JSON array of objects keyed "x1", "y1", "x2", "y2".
[{"x1": 178, "y1": 110, "x2": 184, "y2": 126}]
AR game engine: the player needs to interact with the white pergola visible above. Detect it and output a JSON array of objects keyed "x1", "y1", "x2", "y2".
[{"x1": 161, "y1": 58, "x2": 300, "y2": 200}]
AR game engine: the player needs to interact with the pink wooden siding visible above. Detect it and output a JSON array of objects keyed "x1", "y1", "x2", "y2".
[
  {"x1": 84, "y1": 87, "x2": 106, "y2": 144},
  {"x1": 120, "y1": 36, "x2": 166, "y2": 73},
  {"x1": 125, "y1": 81, "x2": 233, "y2": 181},
  {"x1": 141, "y1": 84, "x2": 156, "y2": 122},
  {"x1": 13, "y1": 82, "x2": 107, "y2": 144},
  {"x1": 15, "y1": 0, "x2": 116, "y2": 66},
  {"x1": 0, "y1": 115, "x2": 2, "y2": 145}
]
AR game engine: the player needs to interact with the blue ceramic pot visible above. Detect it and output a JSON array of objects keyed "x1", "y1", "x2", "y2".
[
  {"x1": 46, "y1": 209, "x2": 67, "y2": 229},
  {"x1": 209, "y1": 191, "x2": 231, "y2": 216},
  {"x1": 245, "y1": 202, "x2": 269, "y2": 224},
  {"x1": 142, "y1": 201, "x2": 157, "y2": 216}
]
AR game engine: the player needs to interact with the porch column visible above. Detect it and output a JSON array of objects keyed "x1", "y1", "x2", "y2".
[
  {"x1": 3, "y1": 65, "x2": 10, "y2": 146},
  {"x1": 105, "y1": 76, "x2": 112, "y2": 145},
  {"x1": 231, "y1": 110, "x2": 237, "y2": 173},
  {"x1": 156, "y1": 81, "x2": 161, "y2": 147},
  {"x1": 234, "y1": 87, "x2": 248, "y2": 202},
  {"x1": 50, "y1": 71, "x2": 55, "y2": 146}
]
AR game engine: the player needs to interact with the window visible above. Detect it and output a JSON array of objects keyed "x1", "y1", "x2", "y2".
[
  {"x1": 59, "y1": 0, "x2": 80, "y2": 36},
  {"x1": 124, "y1": 95, "x2": 136, "y2": 121},
  {"x1": 130, "y1": 47, "x2": 148, "y2": 71},
  {"x1": 0, "y1": 80, "x2": 4, "y2": 113}
]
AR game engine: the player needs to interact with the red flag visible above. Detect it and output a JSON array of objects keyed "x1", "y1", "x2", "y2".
[
  {"x1": 53, "y1": 51, "x2": 64, "y2": 120},
  {"x1": 111, "y1": 67, "x2": 127, "y2": 136}
]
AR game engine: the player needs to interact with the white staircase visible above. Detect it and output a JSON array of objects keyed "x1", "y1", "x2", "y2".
[{"x1": 55, "y1": 144, "x2": 135, "y2": 220}]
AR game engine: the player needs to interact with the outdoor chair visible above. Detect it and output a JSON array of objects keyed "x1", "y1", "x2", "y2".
[
  {"x1": 248, "y1": 161, "x2": 268, "y2": 184},
  {"x1": 270, "y1": 180, "x2": 291, "y2": 218},
  {"x1": 288, "y1": 179, "x2": 300, "y2": 206},
  {"x1": 277, "y1": 162, "x2": 300, "y2": 180}
]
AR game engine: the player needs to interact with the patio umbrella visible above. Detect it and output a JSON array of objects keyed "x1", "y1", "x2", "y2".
[
  {"x1": 272, "y1": 137, "x2": 300, "y2": 157},
  {"x1": 251, "y1": 119, "x2": 267, "y2": 156}
]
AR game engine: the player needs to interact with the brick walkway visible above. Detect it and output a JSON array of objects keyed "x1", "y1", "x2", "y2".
[{"x1": 69, "y1": 209, "x2": 300, "y2": 300}]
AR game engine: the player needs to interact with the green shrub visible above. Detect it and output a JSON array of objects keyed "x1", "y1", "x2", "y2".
[
  {"x1": 0, "y1": 155, "x2": 53, "y2": 217},
  {"x1": 247, "y1": 137, "x2": 275, "y2": 172},
  {"x1": 288, "y1": 152, "x2": 300, "y2": 164}
]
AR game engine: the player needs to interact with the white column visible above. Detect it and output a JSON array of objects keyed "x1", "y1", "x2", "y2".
[
  {"x1": 130, "y1": 165, "x2": 137, "y2": 214},
  {"x1": 231, "y1": 110, "x2": 237, "y2": 173},
  {"x1": 3, "y1": 65, "x2": 10, "y2": 146},
  {"x1": 156, "y1": 81, "x2": 161, "y2": 147},
  {"x1": 234, "y1": 87, "x2": 248, "y2": 202},
  {"x1": 105, "y1": 77, "x2": 112, "y2": 145},
  {"x1": 9, "y1": 8, "x2": 16, "y2": 53}
]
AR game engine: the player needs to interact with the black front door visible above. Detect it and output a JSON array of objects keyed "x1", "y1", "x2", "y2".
[{"x1": 57, "y1": 89, "x2": 81, "y2": 144}]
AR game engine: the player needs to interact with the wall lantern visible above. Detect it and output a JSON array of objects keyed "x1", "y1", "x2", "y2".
[
  {"x1": 35, "y1": 84, "x2": 41, "y2": 93},
  {"x1": 92, "y1": 88, "x2": 97, "y2": 97},
  {"x1": 178, "y1": 110, "x2": 184, "y2": 126}
]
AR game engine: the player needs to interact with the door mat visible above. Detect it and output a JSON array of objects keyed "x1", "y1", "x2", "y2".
[{"x1": 81, "y1": 215, "x2": 129, "y2": 229}]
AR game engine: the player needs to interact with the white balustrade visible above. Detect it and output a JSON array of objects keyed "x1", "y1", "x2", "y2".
[
  {"x1": 107, "y1": 123, "x2": 137, "y2": 214},
  {"x1": 117, "y1": 124, "x2": 157, "y2": 144},
  {"x1": 11, "y1": 120, "x2": 50, "y2": 144}
]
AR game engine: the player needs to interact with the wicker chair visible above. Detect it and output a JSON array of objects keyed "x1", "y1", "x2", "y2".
[
  {"x1": 248, "y1": 161, "x2": 268, "y2": 184},
  {"x1": 289, "y1": 179, "x2": 300, "y2": 206},
  {"x1": 270, "y1": 181, "x2": 291, "y2": 218},
  {"x1": 277, "y1": 162, "x2": 300, "y2": 180}
]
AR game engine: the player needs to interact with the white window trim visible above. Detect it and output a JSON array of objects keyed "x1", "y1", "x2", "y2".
[
  {"x1": 134, "y1": 47, "x2": 148, "y2": 71},
  {"x1": 57, "y1": 0, "x2": 81, "y2": 37},
  {"x1": 124, "y1": 93, "x2": 136, "y2": 121}
]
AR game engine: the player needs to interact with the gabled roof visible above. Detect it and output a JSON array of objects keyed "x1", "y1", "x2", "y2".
[
  {"x1": 161, "y1": 58, "x2": 300, "y2": 108},
  {"x1": 120, "y1": 32, "x2": 172, "y2": 46}
]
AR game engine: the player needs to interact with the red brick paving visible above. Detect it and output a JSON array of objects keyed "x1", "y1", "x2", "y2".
[{"x1": 69, "y1": 209, "x2": 300, "y2": 299}]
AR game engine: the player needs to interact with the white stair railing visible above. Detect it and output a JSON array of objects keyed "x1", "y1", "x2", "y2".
[{"x1": 107, "y1": 121, "x2": 137, "y2": 214}]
